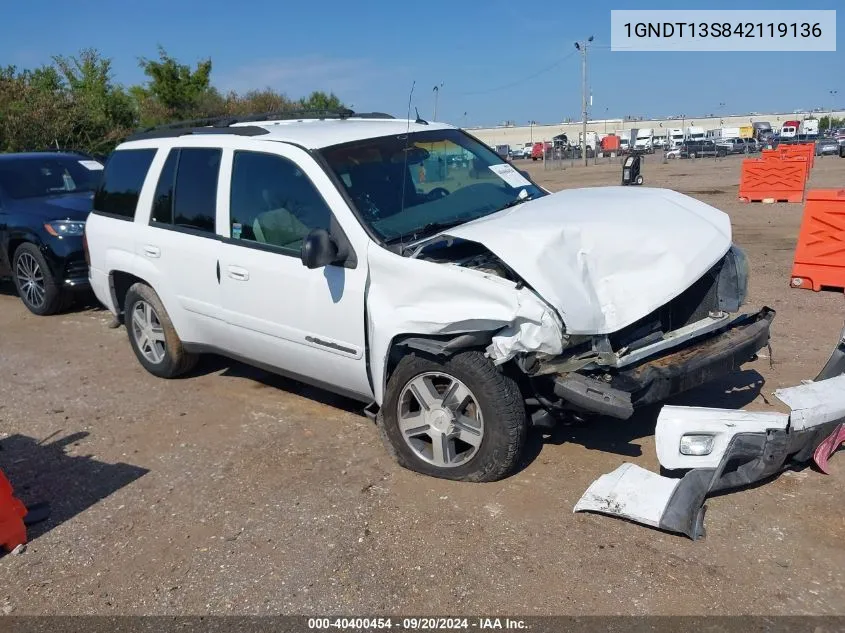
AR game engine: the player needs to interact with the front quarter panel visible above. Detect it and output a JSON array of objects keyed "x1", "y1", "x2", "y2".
[{"x1": 365, "y1": 242, "x2": 564, "y2": 404}]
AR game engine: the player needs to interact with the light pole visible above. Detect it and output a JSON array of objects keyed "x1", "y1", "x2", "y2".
[
  {"x1": 829, "y1": 89, "x2": 838, "y2": 132},
  {"x1": 604, "y1": 107, "x2": 608, "y2": 135},
  {"x1": 432, "y1": 83, "x2": 444, "y2": 121},
  {"x1": 575, "y1": 35, "x2": 594, "y2": 166},
  {"x1": 462, "y1": 111, "x2": 467, "y2": 128},
  {"x1": 529, "y1": 120, "x2": 536, "y2": 144}
]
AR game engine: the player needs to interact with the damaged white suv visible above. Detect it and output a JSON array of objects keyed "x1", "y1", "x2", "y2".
[{"x1": 85, "y1": 111, "x2": 773, "y2": 482}]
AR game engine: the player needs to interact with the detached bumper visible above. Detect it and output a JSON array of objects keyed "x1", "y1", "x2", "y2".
[
  {"x1": 553, "y1": 307, "x2": 775, "y2": 419},
  {"x1": 575, "y1": 374, "x2": 845, "y2": 540}
]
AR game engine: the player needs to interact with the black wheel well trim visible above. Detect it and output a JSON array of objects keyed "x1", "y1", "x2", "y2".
[
  {"x1": 383, "y1": 331, "x2": 495, "y2": 389},
  {"x1": 109, "y1": 270, "x2": 150, "y2": 318}
]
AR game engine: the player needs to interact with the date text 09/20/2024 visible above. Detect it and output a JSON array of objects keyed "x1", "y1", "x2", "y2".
[{"x1": 307, "y1": 617, "x2": 528, "y2": 630}]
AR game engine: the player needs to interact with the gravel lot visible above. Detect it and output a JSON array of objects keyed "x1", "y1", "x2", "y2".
[{"x1": 1, "y1": 153, "x2": 844, "y2": 615}]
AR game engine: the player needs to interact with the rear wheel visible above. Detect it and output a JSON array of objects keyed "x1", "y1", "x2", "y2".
[
  {"x1": 12, "y1": 243, "x2": 65, "y2": 315},
  {"x1": 378, "y1": 351, "x2": 527, "y2": 482},
  {"x1": 124, "y1": 282, "x2": 197, "y2": 378}
]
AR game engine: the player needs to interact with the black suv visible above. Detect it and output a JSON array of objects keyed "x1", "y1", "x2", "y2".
[
  {"x1": 680, "y1": 140, "x2": 727, "y2": 159},
  {"x1": 0, "y1": 152, "x2": 102, "y2": 314}
]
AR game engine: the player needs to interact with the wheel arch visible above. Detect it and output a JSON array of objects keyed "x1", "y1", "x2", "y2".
[{"x1": 379, "y1": 331, "x2": 494, "y2": 404}]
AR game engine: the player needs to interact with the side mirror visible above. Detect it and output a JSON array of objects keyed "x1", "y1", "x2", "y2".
[
  {"x1": 300, "y1": 228, "x2": 339, "y2": 269},
  {"x1": 517, "y1": 169, "x2": 531, "y2": 181}
]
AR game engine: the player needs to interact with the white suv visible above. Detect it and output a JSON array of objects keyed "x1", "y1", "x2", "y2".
[{"x1": 85, "y1": 111, "x2": 773, "y2": 482}]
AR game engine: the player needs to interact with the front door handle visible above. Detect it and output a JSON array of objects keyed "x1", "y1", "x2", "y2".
[
  {"x1": 143, "y1": 245, "x2": 161, "y2": 258},
  {"x1": 227, "y1": 265, "x2": 249, "y2": 281}
]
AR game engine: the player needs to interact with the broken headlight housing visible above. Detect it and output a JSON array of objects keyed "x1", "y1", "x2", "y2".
[{"x1": 717, "y1": 244, "x2": 749, "y2": 313}]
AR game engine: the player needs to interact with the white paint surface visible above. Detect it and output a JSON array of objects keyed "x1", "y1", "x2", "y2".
[
  {"x1": 573, "y1": 463, "x2": 680, "y2": 527},
  {"x1": 775, "y1": 375, "x2": 845, "y2": 431}
]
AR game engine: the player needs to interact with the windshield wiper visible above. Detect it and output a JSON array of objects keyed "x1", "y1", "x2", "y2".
[
  {"x1": 387, "y1": 219, "x2": 470, "y2": 245},
  {"x1": 497, "y1": 192, "x2": 535, "y2": 212}
]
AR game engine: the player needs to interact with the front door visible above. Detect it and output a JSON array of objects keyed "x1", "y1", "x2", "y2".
[{"x1": 216, "y1": 145, "x2": 372, "y2": 400}]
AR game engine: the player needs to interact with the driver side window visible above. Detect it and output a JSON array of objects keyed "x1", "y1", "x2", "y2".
[{"x1": 229, "y1": 151, "x2": 333, "y2": 253}]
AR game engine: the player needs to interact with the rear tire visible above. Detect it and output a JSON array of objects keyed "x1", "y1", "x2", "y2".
[
  {"x1": 378, "y1": 351, "x2": 527, "y2": 482},
  {"x1": 124, "y1": 282, "x2": 198, "y2": 378},
  {"x1": 12, "y1": 243, "x2": 67, "y2": 316}
]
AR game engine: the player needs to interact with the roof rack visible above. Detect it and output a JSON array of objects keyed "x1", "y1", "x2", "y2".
[{"x1": 125, "y1": 109, "x2": 396, "y2": 142}]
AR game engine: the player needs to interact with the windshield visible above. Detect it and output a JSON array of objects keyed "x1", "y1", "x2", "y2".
[
  {"x1": 319, "y1": 129, "x2": 545, "y2": 243},
  {"x1": 0, "y1": 156, "x2": 101, "y2": 199}
]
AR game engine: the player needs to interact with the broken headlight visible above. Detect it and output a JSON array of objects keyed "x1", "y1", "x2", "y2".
[{"x1": 717, "y1": 244, "x2": 749, "y2": 313}]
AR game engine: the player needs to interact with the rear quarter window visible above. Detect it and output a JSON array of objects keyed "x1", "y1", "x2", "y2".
[{"x1": 93, "y1": 149, "x2": 156, "y2": 220}]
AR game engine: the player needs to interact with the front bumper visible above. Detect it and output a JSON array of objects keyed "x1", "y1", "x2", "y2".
[
  {"x1": 552, "y1": 307, "x2": 775, "y2": 419},
  {"x1": 40, "y1": 237, "x2": 89, "y2": 291},
  {"x1": 575, "y1": 373, "x2": 845, "y2": 540}
]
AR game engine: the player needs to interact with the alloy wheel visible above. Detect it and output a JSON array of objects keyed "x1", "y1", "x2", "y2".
[{"x1": 397, "y1": 372, "x2": 484, "y2": 468}]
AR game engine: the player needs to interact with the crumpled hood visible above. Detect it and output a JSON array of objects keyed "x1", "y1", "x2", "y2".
[{"x1": 441, "y1": 186, "x2": 733, "y2": 335}]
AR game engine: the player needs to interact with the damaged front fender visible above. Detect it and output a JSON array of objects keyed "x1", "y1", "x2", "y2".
[{"x1": 366, "y1": 242, "x2": 564, "y2": 404}]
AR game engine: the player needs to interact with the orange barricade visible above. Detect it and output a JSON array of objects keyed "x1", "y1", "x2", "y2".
[
  {"x1": 790, "y1": 189, "x2": 845, "y2": 292},
  {"x1": 0, "y1": 470, "x2": 27, "y2": 552},
  {"x1": 780, "y1": 142, "x2": 815, "y2": 170},
  {"x1": 739, "y1": 157, "x2": 808, "y2": 203}
]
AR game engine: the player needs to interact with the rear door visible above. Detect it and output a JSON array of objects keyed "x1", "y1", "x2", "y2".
[{"x1": 134, "y1": 144, "x2": 227, "y2": 345}]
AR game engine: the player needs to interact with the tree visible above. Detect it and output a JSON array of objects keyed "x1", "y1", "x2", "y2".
[
  {"x1": 299, "y1": 90, "x2": 344, "y2": 111},
  {"x1": 136, "y1": 47, "x2": 213, "y2": 122}
]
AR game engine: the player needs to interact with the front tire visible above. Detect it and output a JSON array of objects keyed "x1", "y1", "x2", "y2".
[
  {"x1": 12, "y1": 243, "x2": 66, "y2": 315},
  {"x1": 124, "y1": 282, "x2": 197, "y2": 378},
  {"x1": 378, "y1": 351, "x2": 527, "y2": 482}
]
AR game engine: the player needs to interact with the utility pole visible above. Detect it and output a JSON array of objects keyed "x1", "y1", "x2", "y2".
[
  {"x1": 575, "y1": 36, "x2": 593, "y2": 166},
  {"x1": 829, "y1": 89, "x2": 838, "y2": 132},
  {"x1": 433, "y1": 83, "x2": 444, "y2": 121}
]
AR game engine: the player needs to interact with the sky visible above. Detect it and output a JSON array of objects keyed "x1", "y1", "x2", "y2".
[{"x1": 3, "y1": 0, "x2": 842, "y2": 127}]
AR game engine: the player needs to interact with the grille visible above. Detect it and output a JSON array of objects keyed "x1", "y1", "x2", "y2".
[{"x1": 609, "y1": 259, "x2": 723, "y2": 351}]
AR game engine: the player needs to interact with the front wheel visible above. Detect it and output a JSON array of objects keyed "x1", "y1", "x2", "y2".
[
  {"x1": 12, "y1": 243, "x2": 66, "y2": 315},
  {"x1": 378, "y1": 351, "x2": 527, "y2": 482}
]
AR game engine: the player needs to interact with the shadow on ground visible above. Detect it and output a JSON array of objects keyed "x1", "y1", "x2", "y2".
[
  {"x1": 521, "y1": 369, "x2": 766, "y2": 465},
  {"x1": 189, "y1": 354, "x2": 364, "y2": 415},
  {"x1": 0, "y1": 279, "x2": 102, "y2": 314},
  {"x1": 0, "y1": 432, "x2": 148, "y2": 546}
]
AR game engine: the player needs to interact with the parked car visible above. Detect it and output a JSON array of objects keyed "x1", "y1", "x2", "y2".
[
  {"x1": 664, "y1": 147, "x2": 682, "y2": 159},
  {"x1": 509, "y1": 146, "x2": 526, "y2": 159},
  {"x1": 0, "y1": 152, "x2": 103, "y2": 314},
  {"x1": 680, "y1": 140, "x2": 728, "y2": 158},
  {"x1": 716, "y1": 138, "x2": 745, "y2": 154},
  {"x1": 85, "y1": 111, "x2": 772, "y2": 482},
  {"x1": 816, "y1": 138, "x2": 840, "y2": 156}
]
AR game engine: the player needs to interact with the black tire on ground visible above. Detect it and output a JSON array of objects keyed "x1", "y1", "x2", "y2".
[
  {"x1": 377, "y1": 351, "x2": 527, "y2": 482},
  {"x1": 689, "y1": 152, "x2": 697, "y2": 159},
  {"x1": 636, "y1": 175, "x2": 644, "y2": 185},
  {"x1": 12, "y1": 242, "x2": 67, "y2": 315},
  {"x1": 124, "y1": 282, "x2": 198, "y2": 378}
]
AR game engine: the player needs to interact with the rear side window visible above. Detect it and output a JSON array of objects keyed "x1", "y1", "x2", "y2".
[
  {"x1": 149, "y1": 148, "x2": 221, "y2": 235},
  {"x1": 150, "y1": 150, "x2": 178, "y2": 224},
  {"x1": 93, "y1": 149, "x2": 156, "y2": 220}
]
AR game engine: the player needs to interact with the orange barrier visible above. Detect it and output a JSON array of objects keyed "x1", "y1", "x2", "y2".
[
  {"x1": 0, "y1": 470, "x2": 27, "y2": 552},
  {"x1": 779, "y1": 142, "x2": 815, "y2": 170},
  {"x1": 790, "y1": 189, "x2": 845, "y2": 292},
  {"x1": 739, "y1": 157, "x2": 808, "y2": 203}
]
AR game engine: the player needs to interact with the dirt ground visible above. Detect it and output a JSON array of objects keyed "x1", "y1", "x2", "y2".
[{"x1": 1, "y1": 154, "x2": 844, "y2": 616}]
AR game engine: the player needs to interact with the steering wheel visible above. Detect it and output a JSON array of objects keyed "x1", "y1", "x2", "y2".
[{"x1": 426, "y1": 187, "x2": 450, "y2": 200}]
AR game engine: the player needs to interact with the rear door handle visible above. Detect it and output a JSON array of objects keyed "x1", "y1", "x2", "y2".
[
  {"x1": 143, "y1": 245, "x2": 161, "y2": 258},
  {"x1": 227, "y1": 265, "x2": 249, "y2": 281}
]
